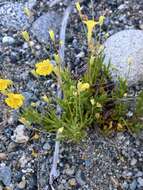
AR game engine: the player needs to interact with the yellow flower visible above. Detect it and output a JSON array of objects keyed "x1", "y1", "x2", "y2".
[
  {"x1": 21, "y1": 31, "x2": 30, "y2": 42},
  {"x1": 0, "y1": 79, "x2": 13, "y2": 91},
  {"x1": 41, "y1": 95, "x2": 49, "y2": 103},
  {"x1": 104, "y1": 32, "x2": 109, "y2": 39},
  {"x1": 58, "y1": 127, "x2": 64, "y2": 133},
  {"x1": 96, "y1": 102, "x2": 102, "y2": 108},
  {"x1": 31, "y1": 69, "x2": 38, "y2": 78},
  {"x1": 23, "y1": 7, "x2": 31, "y2": 17},
  {"x1": 19, "y1": 117, "x2": 31, "y2": 126},
  {"x1": 31, "y1": 133, "x2": 40, "y2": 140},
  {"x1": 89, "y1": 56, "x2": 95, "y2": 66},
  {"x1": 98, "y1": 16, "x2": 105, "y2": 26},
  {"x1": 5, "y1": 93, "x2": 25, "y2": 109},
  {"x1": 31, "y1": 149, "x2": 38, "y2": 157},
  {"x1": 49, "y1": 30, "x2": 55, "y2": 42},
  {"x1": 95, "y1": 113, "x2": 100, "y2": 119},
  {"x1": 83, "y1": 20, "x2": 98, "y2": 44},
  {"x1": 117, "y1": 123, "x2": 123, "y2": 131},
  {"x1": 35, "y1": 59, "x2": 53, "y2": 76},
  {"x1": 60, "y1": 40, "x2": 64, "y2": 45},
  {"x1": 124, "y1": 93, "x2": 127, "y2": 97},
  {"x1": 75, "y1": 2, "x2": 82, "y2": 12},
  {"x1": 127, "y1": 56, "x2": 133, "y2": 65},
  {"x1": 90, "y1": 98, "x2": 95, "y2": 105},
  {"x1": 54, "y1": 54, "x2": 61, "y2": 64},
  {"x1": 77, "y1": 81, "x2": 90, "y2": 93},
  {"x1": 31, "y1": 102, "x2": 37, "y2": 107}
]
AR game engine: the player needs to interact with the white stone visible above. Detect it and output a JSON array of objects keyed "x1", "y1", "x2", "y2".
[
  {"x1": 2, "y1": 36, "x2": 15, "y2": 44},
  {"x1": 104, "y1": 30, "x2": 143, "y2": 86},
  {"x1": 11, "y1": 125, "x2": 29, "y2": 143},
  {"x1": 130, "y1": 158, "x2": 137, "y2": 166},
  {"x1": 19, "y1": 155, "x2": 28, "y2": 168},
  {"x1": 17, "y1": 177, "x2": 26, "y2": 189},
  {"x1": 137, "y1": 177, "x2": 143, "y2": 187}
]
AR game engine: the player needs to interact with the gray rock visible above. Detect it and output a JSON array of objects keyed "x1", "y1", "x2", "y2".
[
  {"x1": 7, "y1": 142, "x2": 17, "y2": 152},
  {"x1": 135, "y1": 171, "x2": 143, "y2": 177},
  {"x1": 0, "y1": 165, "x2": 12, "y2": 186},
  {"x1": 137, "y1": 177, "x2": 143, "y2": 187},
  {"x1": 0, "y1": 153, "x2": 7, "y2": 161},
  {"x1": 43, "y1": 142, "x2": 51, "y2": 150},
  {"x1": 130, "y1": 180, "x2": 137, "y2": 190},
  {"x1": 2, "y1": 36, "x2": 15, "y2": 44},
  {"x1": 17, "y1": 177, "x2": 26, "y2": 189},
  {"x1": 130, "y1": 158, "x2": 137, "y2": 166},
  {"x1": 104, "y1": 30, "x2": 143, "y2": 86},
  {"x1": 11, "y1": 125, "x2": 29, "y2": 144},
  {"x1": 76, "y1": 170, "x2": 86, "y2": 186},
  {"x1": 65, "y1": 166, "x2": 75, "y2": 175},
  {"x1": 0, "y1": 1, "x2": 36, "y2": 30},
  {"x1": 22, "y1": 91, "x2": 37, "y2": 105},
  {"x1": 31, "y1": 12, "x2": 62, "y2": 44},
  {"x1": 122, "y1": 181, "x2": 129, "y2": 189}
]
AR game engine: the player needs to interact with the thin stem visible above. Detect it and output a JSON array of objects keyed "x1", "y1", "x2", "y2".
[{"x1": 78, "y1": 93, "x2": 83, "y2": 125}]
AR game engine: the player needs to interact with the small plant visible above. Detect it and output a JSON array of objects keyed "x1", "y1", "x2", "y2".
[
  {"x1": 0, "y1": 2, "x2": 143, "y2": 188},
  {"x1": 20, "y1": 3, "x2": 143, "y2": 141}
]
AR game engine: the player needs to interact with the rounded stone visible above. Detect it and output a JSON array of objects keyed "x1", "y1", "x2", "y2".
[
  {"x1": 0, "y1": 165, "x2": 12, "y2": 186},
  {"x1": 137, "y1": 177, "x2": 143, "y2": 187},
  {"x1": 130, "y1": 180, "x2": 137, "y2": 190},
  {"x1": 2, "y1": 36, "x2": 15, "y2": 44},
  {"x1": 0, "y1": 153, "x2": 7, "y2": 161},
  {"x1": 31, "y1": 12, "x2": 62, "y2": 44},
  {"x1": 104, "y1": 30, "x2": 143, "y2": 86}
]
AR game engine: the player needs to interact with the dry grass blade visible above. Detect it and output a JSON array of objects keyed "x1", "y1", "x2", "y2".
[{"x1": 49, "y1": 3, "x2": 73, "y2": 189}]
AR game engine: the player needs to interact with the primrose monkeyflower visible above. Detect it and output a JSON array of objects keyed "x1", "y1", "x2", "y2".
[
  {"x1": 49, "y1": 29, "x2": 55, "y2": 42},
  {"x1": 5, "y1": 93, "x2": 25, "y2": 109},
  {"x1": 0, "y1": 79, "x2": 13, "y2": 91},
  {"x1": 35, "y1": 59, "x2": 53, "y2": 76},
  {"x1": 77, "y1": 81, "x2": 90, "y2": 93},
  {"x1": 83, "y1": 20, "x2": 98, "y2": 44},
  {"x1": 21, "y1": 31, "x2": 30, "y2": 42}
]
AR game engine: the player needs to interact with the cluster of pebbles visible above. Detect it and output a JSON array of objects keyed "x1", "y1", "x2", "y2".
[{"x1": 0, "y1": 0, "x2": 143, "y2": 189}]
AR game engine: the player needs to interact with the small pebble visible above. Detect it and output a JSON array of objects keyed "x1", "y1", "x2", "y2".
[
  {"x1": 137, "y1": 177, "x2": 143, "y2": 187},
  {"x1": 11, "y1": 125, "x2": 29, "y2": 144},
  {"x1": 0, "y1": 153, "x2": 7, "y2": 161},
  {"x1": 130, "y1": 180, "x2": 137, "y2": 190},
  {"x1": 2, "y1": 36, "x2": 15, "y2": 44},
  {"x1": 17, "y1": 178, "x2": 26, "y2": 189},
  {"x1": 43, "y1": 142, "x2": 51, "y2": 150},
  {"x1": 122, "y1": 181, "x2": 129, "y2": 189},
  {"x1": 130, "y1": 158, "x2": 137, "y2": 166}
]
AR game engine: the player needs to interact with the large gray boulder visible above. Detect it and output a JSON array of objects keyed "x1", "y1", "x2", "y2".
[
  {"x1": 31, "y1": 12, "x2": 62, "y2": 44},
  {"x1": 104, "y1": 30, "x2": 143, "y2": 86},
  {"x1": 0, "y1": 0, "x2": 36, "y2": 30}
]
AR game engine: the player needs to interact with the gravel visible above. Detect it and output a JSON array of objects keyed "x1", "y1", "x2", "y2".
[
  {"x1": 0, "y1": 0, "x2": 143, "y2": 189},
  {"x1": 0, "y1": 1, "x2": 36, "y2": 30}
]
